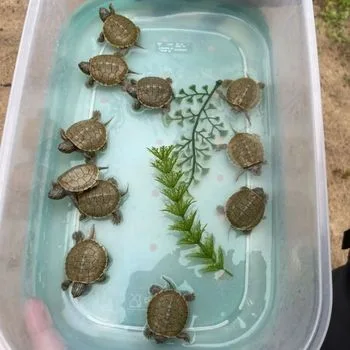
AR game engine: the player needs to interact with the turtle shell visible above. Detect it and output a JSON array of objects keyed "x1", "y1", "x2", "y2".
[
  {"x1": 65, "y1": 239, "x2": 108, "y2": 283},
  {"x1": 89, "y1": 55, "x2": 128, "y2": 86},
  {"x1": 136, "y1": 77, "x2": 173, "y2": 108},
  {"x1": 227, "y1": 78, "x2": 261, "y2": 111},
  {"x1": 225, "y1": 187, "x2": 265, "y2": 232},
  {"x1": 57, "y1": 164, "x2": 99, "y2": 192},
  {"x1": 103, "y1": 14, "x2": 139, "y2": 48},
  {"x1": 227, "y1": 133, "x2": 264, "y2": 169},
  {"x1": 147, "y1": 290, "x2": 188, "y2": 337},
  {"x1": 76, "y1": 180, "x2": 120, "y2": 218},
  {"x1": 66, "y1": 119, "x2": 107, "y2": 152}
]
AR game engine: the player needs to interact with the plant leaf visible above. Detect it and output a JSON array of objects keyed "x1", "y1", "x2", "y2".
[{"x1": 189, "y1": 84, "x2": 197, "y2": 92}]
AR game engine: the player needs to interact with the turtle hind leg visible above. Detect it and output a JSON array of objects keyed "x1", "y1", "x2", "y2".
[
  {"x1": 111, "y1": 210, "x2": 122, "y2": 225},
  {"x1": 97, "y1": 32, "x2": 105, "y2": 43},
  {"x1": 177, "y1": 332, "x2": 191, "y2": 343},
  {"x1": 132, "y1": 100, "x2": 142, "y2": 111},
  {"x1": 143, "y1": 326, "x2": 154, "y2": 339},
  {"x1": 61, "y1": 280, "x2": 72, "y2": 291},
  {"x1": 86, "y1": 77, "x2": 95, "y2": 88}
]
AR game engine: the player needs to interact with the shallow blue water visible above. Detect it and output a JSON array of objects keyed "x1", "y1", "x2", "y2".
[{"x1": 25, "y1": 1, "x2": 275, "y2": 349}]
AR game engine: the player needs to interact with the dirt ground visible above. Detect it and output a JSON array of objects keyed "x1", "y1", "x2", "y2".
[{"x1": 0, "y1": 1, "x2": 349, "y2": 268}]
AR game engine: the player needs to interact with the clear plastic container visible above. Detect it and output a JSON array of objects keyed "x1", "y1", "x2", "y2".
[{"x1": 0, "y1": 0, "x2": 331, "y2": 349}]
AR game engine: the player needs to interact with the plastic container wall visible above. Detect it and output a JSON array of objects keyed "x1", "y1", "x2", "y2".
[{"x1": 0, "y1": 0, "x2": 331, "y2": 349}]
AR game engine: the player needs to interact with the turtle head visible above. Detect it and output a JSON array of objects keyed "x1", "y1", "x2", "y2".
[
  {"x1": 99, "y1": 6, "x2": 112, "y2": 22},
  {"x1": 71, "y1": 282, "x2": 89, "y2": 298},
  {"x1": 48, "y1": 182, "x2": 66, "y2": 200},
  {"x1": 78, "y1": 62, "x2": 90, "y2": 75},
  {"x1": 58, "y1": 140, "x2": 76, "y2": 154}
]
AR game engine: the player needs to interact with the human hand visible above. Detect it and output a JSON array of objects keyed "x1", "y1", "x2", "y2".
[{"x1": 24, "y1": 298, "x2": 65, "y2": 350}]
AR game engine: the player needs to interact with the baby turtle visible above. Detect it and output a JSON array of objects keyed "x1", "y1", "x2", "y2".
[
  {"x1": 216, "y1": 131, "x2": 265, "y2": 180},
  {"x1": 98, "y1": 3, "x2": 141, "y2": 54},
  {"x1": 73, "y1": 178, "x2": 127, "y2": 225},
  {"x1": 58, "y1": 110, "x2": 111, "y2": 161},
  {"x1": 78, "y1": 53, "x2": 136, "y2": 87},
  {"x1": 218, "y1": 76, "x2": 265, "y2": 125},
  {"x1": 123, "y1": 77, "x2": 174, "y2": 113},
  {"x1": 48, "y1": 164, "x2": 107, "y2": 200},
  {"x1": 61, "y1": 225, "x2": 109, "y2": 298},
  {"x1": 144, "y1": 276, "x2": 195, "y2": 344},
  {"x1": 217, "y1": 187, "x2": 267, "y2": 234}
]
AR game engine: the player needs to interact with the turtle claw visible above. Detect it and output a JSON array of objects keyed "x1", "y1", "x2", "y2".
[
  {"x1": 112, "y1": 211, "x2": 122, "y2": 225},
  {"x1": 177, "y1": 332, "x2": 191, "y2": 343},
  {"x1": 61, "y1": 280, "x2": 71, "y2": 291}
]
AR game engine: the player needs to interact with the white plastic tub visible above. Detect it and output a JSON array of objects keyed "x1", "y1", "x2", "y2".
[{"x1": 0, "y1": 0, "x2": 331, "y2": 349}]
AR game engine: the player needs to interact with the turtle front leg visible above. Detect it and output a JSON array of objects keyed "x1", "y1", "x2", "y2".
[
  {"x1": 177, "y1": 331, "x2": 191, "y2": 343},
  {"x1": 132, "y1": 100, "x2": 142, "y2": 111},
  {"x1": 86, "y1": 77, "x2": 95, "y2": 88},
  {"x1": 111, "y1": 210, "x2": 122, "y2": 225},
  {"x1": 162, "y1": 102, "x2": 172, "y2": 114},
  {"x1": 97, "y1": 274, "x2": 109, "y2": 283},
  {"x1": 72, "y1": 231, "x2": 84, "y2": 244},
  {"x1": 155, "y1": 335, "x2": 168, "y2": 344},
  {"x1": 181, "y1": 291, "x2": 195, "y2": 302},
  {"x1": 97, "y1": 32, "x2": 105, "y2": 43},
  {"x1": 61, "y1": 280, "x2": 72, "y2": 291},
  {"x1": 144, "y1": 326, "x2": 154, "y2": 339},
  {"x1": 150, "y1": 285, "x2": 163, "y2": 295},
  {"x1": 79, "y1": 213, "x2": 88, "y2": 221}
]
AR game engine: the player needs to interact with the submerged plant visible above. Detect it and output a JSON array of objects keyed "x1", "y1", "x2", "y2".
[
  {"x1": 165, "y1": 81, "x2": 228, "y2": 186},
  {"x1": 149, "y1": 146, "x2": 233, "y2": 277}
]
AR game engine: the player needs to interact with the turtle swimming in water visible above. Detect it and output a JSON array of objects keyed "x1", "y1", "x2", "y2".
[
  {"x1": 73, "y1": 178, "x2": 127, "y2": 225},
  {"x1": 144, "y1": 276, "x2": 195, "y2": 344},
  {"x1": 61, "y1": 225, "x2": 109, "y2": 298},
  {"x1": 48, "y1": 164, "x2": 107, "y2": 200},
  {"x1": 217, "y1": 187, "x2": 267, "y2": 234},
  {"x1": 218, "y1": 76, "x2": 265, "y2": 125},
  {"x1": 97, "y1": 3, "x2": 141, "y2": 55},
  {"x1": 216, "y1": 130, "x2": 265, "y2": 180},
  {"x1": 58, "y1": 110, "x2": 111, "y2": 162},
  {"x1": 78, "y1": 53, "x2": 137, "y2": 87},
  {"x1": 123, "y1": 76, "x2": 174, "y2": 113}
]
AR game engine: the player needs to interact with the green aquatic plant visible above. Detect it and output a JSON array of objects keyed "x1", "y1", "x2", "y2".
[
  {"x1": 320, "y1": 0, "x2": 350, "y2": 43},
  {"x1": 165, "y1": 81, "x2": 228, "y2": 186},
  {"x1": 149, "y1": 146, "x2": 233, "y2": 277}
]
